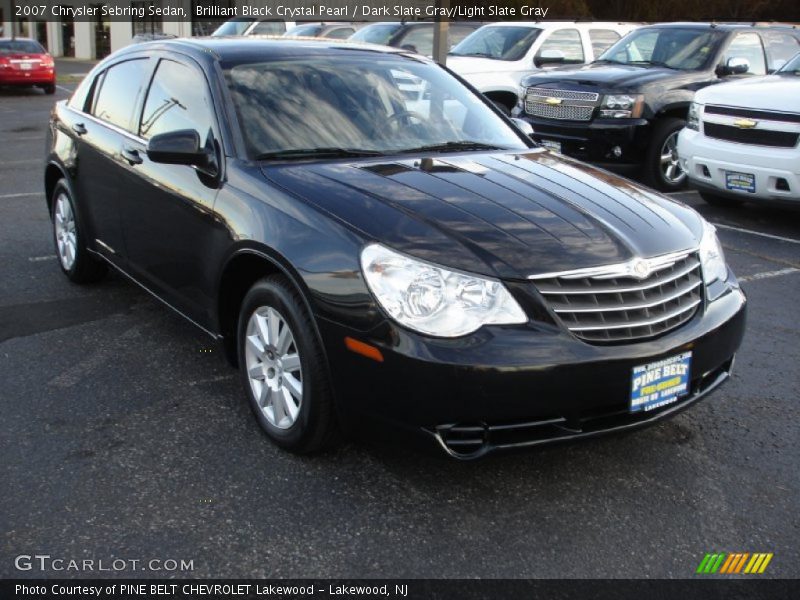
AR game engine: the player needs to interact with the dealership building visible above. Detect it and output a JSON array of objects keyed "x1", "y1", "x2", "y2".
[{"x1": 1, "y1": 0, "x2": 401, "y2": 59}]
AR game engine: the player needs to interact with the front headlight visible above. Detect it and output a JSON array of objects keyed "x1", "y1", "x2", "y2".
[
  {"x1": 687, "y1": 101, "x2": 702, "y2": 131},
  {"x1": 699, "y1": 220, "x2": 727, "y2": 284},
  {"x1": 360, "y1": 243, "x2": 527, "y2": 337},
  {"x1": 599, "y1": 94, "x2": 644, "y2": 118}
]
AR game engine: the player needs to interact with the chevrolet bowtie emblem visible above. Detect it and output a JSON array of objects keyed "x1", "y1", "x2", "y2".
[
  {"x1": 545, "y1": 97, "x2": 562, "y2": 105},
  {"x1": 733, "y1": 118, "x2": 757, "y2": 129}
]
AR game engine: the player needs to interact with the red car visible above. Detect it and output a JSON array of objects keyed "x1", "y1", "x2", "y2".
[{"x1": 0, "y1": 38, "x2": 56, "y2": 94}]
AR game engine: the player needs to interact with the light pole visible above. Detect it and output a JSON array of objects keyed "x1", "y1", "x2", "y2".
[{"x1": 431, "y1": 0, "x2": 450, "y2": 66}]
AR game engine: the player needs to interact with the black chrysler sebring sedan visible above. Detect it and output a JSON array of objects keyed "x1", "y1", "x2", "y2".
[{"x1": 44, "y1": 38, "x2": 746, "y2": 458}]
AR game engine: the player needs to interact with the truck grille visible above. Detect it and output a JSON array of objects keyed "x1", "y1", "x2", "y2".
[
  {"x1": 529, "y1": 251, "x2": 703, "y2": 344},
  {"x1": 525, "y1": 87, "x2": 598, "y2": 121},
  {"x1": 703, "y1": 122, "x2": 799, "y2": 148}
]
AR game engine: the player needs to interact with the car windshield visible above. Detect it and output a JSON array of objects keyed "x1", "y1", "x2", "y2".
[
  {"x1": 285, "y1": 25, "x2": 323, "y2": 37},
  {"x1": 778, "y1": 52, "x2": 800, "y2": 75},
  {"x1": 450, "y1": 26, "x2": 542, "y2": 61},
  {"x1": 212, "y1": 19, "x2": 256, "y2": 36},
  {"x1": 597, "y1": 27, "x2": 725, "y2": 70},
  {"x1": 349, "y1": 24, "x2": 402, "y2": 45},
  {"x1": 0, "y1": 40, "x2": 46, "y2": 54},
  {"x1": 225, "y1": 54, "x2": 528, "y2": 159}
]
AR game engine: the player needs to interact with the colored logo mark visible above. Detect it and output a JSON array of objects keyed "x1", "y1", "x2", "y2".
[{"x1": 696, "y1": 552, "x2": 773, "y2": 574}]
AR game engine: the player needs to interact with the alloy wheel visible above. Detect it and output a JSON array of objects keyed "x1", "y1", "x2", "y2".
[
  {"x1": 244, "y1": 306, "x2": 303, "y2": 429},
  {"x1": 660, "y1": 131, "x2": 686, "y2": 185},
  {"x1": 54, "y1": 192, "x2": 77, "y2": 270}
]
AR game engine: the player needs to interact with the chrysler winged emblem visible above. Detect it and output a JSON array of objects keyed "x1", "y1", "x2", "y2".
[{"x1": 631, "y1": 259, "x2": 651, "y2": 280}]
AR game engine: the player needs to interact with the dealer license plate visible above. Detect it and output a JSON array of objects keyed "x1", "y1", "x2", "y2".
[
  {"x1": 630, "y1": 352, "x2": 691, "y2": 413},
  {"x1": 539, "y1": 139, "x2": 561, "y2": 153},
  {"x1": 726, "y1": 171, "x2": 755, "y2": 193},
  {"x1": 20, "y1": 62, "x2": 33, "y2": 70}
]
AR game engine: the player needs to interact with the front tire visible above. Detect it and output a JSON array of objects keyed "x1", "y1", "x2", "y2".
[
  {"x1": 51, "y1": 180, "x2": 107, "y2": 283},
  {"x1": 237, "y1": 275, "x2": 339, "y2": 453},
  {"x1": 645, "y1": 117, "x2": 688, "y2": 192}
]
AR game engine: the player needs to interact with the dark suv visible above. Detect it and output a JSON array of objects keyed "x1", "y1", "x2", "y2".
[{"x1": 515, "y1": 23, "x2": 800, "y2": 191}]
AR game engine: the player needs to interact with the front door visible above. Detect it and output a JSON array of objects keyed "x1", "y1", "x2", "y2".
[{"x1": 116, "y1": 57, "x2": 223, "y2": 328}]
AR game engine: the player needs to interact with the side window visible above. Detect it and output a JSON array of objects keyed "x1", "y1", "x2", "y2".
[
  {"x1": 398, "y1": 27, "x2": 433, "y2": 57},
  {"x1": 139, "y1": 59, "x2": 215, "y2": 145},
  {"x1": 724, "y1": 33, "x2": 766, "y2": 76},
  {"x1": 589, "y1": 29, "x2": 621, "y2": 58},
  {"x1": 327, "y1": 28, "x2": 354, "y2": 40},
  {"x1": 761, "y1": 31, "x2": 800, "y2": 71},
  {"x1": 537, "y1": 29, "x2": 585, "y2": 63},
  {"x1": 449, "y1": 25, "x2": 478, "y2": 48},
  {"x1": 91, "y1": 59, "x2": 149, "y2": 131}
]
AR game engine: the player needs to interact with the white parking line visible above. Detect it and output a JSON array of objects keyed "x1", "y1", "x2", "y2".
[
  {"x1": 1, "y1": 159, "x2": 41, "y2": 166},
  {"x1": 712, "y1": 223, "x2": 800, "y2": 245},
  {"x1": 0, "y1": 192, "x2": 43, "y2": 199},
  {"x1": 56, "y1": 85, "x2": 73, "y2": 94},
  {"x1": 739, "y1": 268, "x2": 800, "y2": 283},
  {"x1": 29, "y1": 255, "x2": 56, "y2": 262}
]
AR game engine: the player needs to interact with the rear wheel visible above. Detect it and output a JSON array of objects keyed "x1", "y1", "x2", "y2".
[
  {"x1": 43, "y1": 83, "x2": 56, "y2": 95},
  {"x1": 237, "y1": 275, "x2": 339, "y2": 453},
  {"x1": 645, "y1": 117, "x2": 688, "y2": 192},
  {"x1": 51, "y1": 180, "x2": 107, "y2": 283}
]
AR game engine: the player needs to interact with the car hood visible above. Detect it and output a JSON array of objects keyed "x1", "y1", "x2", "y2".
[
  {"x1": 261, "y1": 150, "x2": 702, "y2": 280},
  {"x1": 695, "y1": 74, "x2": 800, "y2": 111},
  {"x1": 522, "y1": 63, "x2": 683, "y2": 91},
  {"x1": 448, "y1": 55, "x2": 523, "y2": 76}
]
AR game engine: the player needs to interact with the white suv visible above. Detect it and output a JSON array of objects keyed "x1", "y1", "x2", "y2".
[
  {"x1": 447, "y1": 21, "x2": 638, "y2": 113},
  {"x1": 678, "y1": 52, "x2": 800, "y2": 207}
]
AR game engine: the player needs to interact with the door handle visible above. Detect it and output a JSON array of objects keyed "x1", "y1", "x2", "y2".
[
  {"x1": 121, "y1": 146, "x2": 143, "y2": 166},
  {"x1": 71, "y1": 122, "x2": 87, "y2": 136}
]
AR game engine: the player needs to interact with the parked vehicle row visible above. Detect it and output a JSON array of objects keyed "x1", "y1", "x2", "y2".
[{"x1": 514, "y1": 23, "x2": 800, "y2": 192}]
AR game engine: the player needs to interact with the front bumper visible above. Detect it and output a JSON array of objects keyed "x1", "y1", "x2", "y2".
[
  {"x1": 320, "y1": 283, "x2": 747, "y2": 458},
  {"x1": 678, "y1": 129, "x2": 800, "y2": 204},
  {"x1": 516, "y1": 115, "x2": 651, "y2": 170}
]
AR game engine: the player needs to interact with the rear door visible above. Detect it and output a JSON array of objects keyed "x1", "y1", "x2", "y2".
[
  {"x1": 115, "y1": 55, "x2": 224, "y2": 327},
  {"x1": 65, "y1": 57, "x2": 151, "y2": 262}
]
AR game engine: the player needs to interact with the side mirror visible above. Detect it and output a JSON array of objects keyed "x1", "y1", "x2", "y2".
[
  {"x1": 534, "y1": 49, "x2": 566, "y2": 68},
  {"x1": 510, "y1": 118, "x2": 534, "y2": 136},
  {"x1": 147, "y1": 129, "x2": 215, "y2": 174},
  {"x1": 718, "y1": 56, "x2": 750, "y2": 76}
]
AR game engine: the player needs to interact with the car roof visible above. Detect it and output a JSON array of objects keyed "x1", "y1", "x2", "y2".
[
  {"x1": 638, "y1": 21, "x2": 799, "y2": 30},
  {"x1": 475, "y1": 21, "x2": 634, "y2": 29},
  {"x1": 114, "y1": 36, "x2": 422, "y2": 64}
]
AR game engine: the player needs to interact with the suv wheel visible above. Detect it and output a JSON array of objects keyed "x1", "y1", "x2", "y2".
[
  {"x1": 237, "y1": 275, "x2": 339, "y2": 453},
  {"x1": 51, "y1": 180, "x2": 107, "y2": 283},
  {"x1": 645, "y1": 118, "x2": 688, "y2": 192}
]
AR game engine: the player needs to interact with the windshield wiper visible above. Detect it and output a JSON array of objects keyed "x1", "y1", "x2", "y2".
[
  {"x1": 396, "y1": 141, "x2": 504, "y2": 154},
  {"x1": 450, "y1": 51, "x2": 500, "y2": 60},
  {"x1": 255, "y1": 147, "x2": 383, "y2": 161},
  {"x1": 629, "y1": 60, "x2": 677, "y2": 69},
  {"x1": 592, "y1": 59, "x2": 628, "y2": 65}
]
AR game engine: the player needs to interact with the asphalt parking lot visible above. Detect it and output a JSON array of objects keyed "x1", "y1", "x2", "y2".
[{"x1": 1, "y1": 67, "x2": 799, "y2": 579}]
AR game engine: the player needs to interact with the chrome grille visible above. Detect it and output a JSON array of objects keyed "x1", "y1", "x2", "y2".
[
  {"x1": 527, "y1": 87, "x2": 600, "y2": 101},
  {"x1": 525, "y1": 101, "x2": 594, "y2": 121},
  {"x1": 525, "y1": 87, "x2": 599, "y2": 121},
  {"x1": 530, "y1": 251, "x2": 703, "y2": 344}
]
